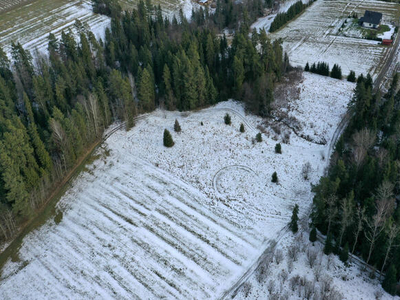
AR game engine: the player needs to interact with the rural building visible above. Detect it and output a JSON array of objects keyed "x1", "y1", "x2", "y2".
[
  {"x1": 359, "y1": 10, "x2": 382, "y2": 29},
  {"x1": 382, "y1": 39, "x2": 393, "y2": 45}
]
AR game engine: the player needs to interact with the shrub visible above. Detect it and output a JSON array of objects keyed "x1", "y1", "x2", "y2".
[
  {"x1": 275, "y1": 143, "x2": 282, "y2": 154},
  {"x1": 240, "y1": 123, "x2": 245, "y2": 133},
  {"x1": 224, "y1": 113, "x2": 231, "y2": 125},
  {"x1": 256, "y1": 132, "x2": 262, "y2": 142},
  {"x1": 174, "y1": 119, "x2": 181, "y2": 132},
  {"x1": 163, "y1": 129, "x2": 174, "y2": 147},
  {"x1": 271, "y1": 171, "x2": 278, "y2": 183}
]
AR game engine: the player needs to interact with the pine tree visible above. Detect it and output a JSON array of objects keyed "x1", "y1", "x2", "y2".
[
  {"x1": 304, "y1": 62, "x2": 309, "y2": 71},
  {"x1": 224, "y1": 113, "x2": 231, "y2": 125},
  {"x1": 240, "y1": 123, "x2": 245, "y2": 133},
  {"x1": 272, "y1": 171, "x2": 278, "y2": 183},
  {"x1": 275, "y1": 143, "x2": 282, "y2": 154},
  {"x1": 174, "y1": 119, "x2": 181, "y2": 132},
  {"x1": 340, "y1": 242, "x2": 349, "y2": 263},
  {"x1": 309, "y1": 227, "x2": 317, "y2": 243},
  {"x1": 324, "y1": 233, "x2": 334, "y2": 255},
  {"x1": 289, "y1": 204, "x2": 299, "y2": 233},
  {"x1": 256, "y1": 132, "x2": 262, "y2": 142},
  {"x1": 163, "y1": 129, "x2": 174, "y2": 147},
  {"x1": 382, "y1": 264, "x2": 397, "y2": 295}
]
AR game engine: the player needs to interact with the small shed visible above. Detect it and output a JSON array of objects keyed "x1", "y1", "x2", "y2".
[
  {"x1": 382, "y1": 39, "x2": 393, "y2": 45},
  {"x1": 359, "y1": 10, "x2": 382, "y2": 29}
]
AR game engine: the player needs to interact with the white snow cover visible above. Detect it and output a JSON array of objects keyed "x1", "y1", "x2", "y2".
[
  {"x1": 251, "y1": 0, "x2": 311, "y2": 32},
  {"x1": 0, "y1": 73, "x2": 390, "y2": 299},
  {"x1": 0, "y1": 0, "x2": 111, "y2": 57},
  {"x1": 255, "y1": 0, "x2": 400, "y2": 79}
]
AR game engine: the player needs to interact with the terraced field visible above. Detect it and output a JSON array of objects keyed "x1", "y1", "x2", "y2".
[{"x1": 262, "y1": 0, "x2": 400, "y2": 78}]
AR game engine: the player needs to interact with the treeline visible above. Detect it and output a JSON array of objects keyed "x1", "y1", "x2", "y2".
[
  {"x1": 270, "y1": 0, "x2": 314, "y2": 33},
  {"x1": 0, "y1": 0, "x2": 287, "y2": 241},
  {"x1": 311, "y1": 74, "x2": 400, "y2": 295},
  {"x1": 305, "y1": 61, "x2": 343, "y2": 79}
]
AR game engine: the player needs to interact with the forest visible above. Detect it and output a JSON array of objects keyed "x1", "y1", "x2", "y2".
[
  {"x1": 312, "y1": 74, "x2": 400, "y2": 295},
  {"x1": 0, "y1": 0, "x2": 286, "y2": 243}
]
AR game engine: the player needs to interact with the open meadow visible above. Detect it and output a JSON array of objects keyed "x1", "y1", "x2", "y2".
[{"x1": 0, "y1": 73, "x2": 358, "y2": 299}]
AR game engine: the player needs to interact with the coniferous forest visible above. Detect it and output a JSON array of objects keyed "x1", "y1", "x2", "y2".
[
  {"x1": 0, "y1": 0, "x2": 286, "y2": 242},
  {"x1": 312, "y1": 74, "x2": 400, "y2": 295}
]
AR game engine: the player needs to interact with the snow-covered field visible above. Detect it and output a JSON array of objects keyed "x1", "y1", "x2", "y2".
[
  {"x1": 0, "y1": 0, "x2": 193, "y2": 57},
  {"x1": 0, "y1": 72, "x2": 361, "y2": 299},
  {"x1": 254, "y1": 0, "x2": 400, "y2": 79}
]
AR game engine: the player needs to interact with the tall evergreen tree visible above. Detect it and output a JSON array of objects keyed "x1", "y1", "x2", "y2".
[{"x1": 289, "y1": 204, "x2": 299, "y2": 233}]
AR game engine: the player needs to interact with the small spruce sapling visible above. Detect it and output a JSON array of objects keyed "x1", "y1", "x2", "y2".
[
  {"x1": 271, "y1": 171, "x2": 278, "y2": 183},
  {"x1": 240, "y1": 123, "x2": 245, "y2": 133},
  {"x1": 340, "y1": 242, "x2": 349, "y2": 263},
  {"x1": 224, "y1": 113, "x2": 231, "y2": 125},
  {"x1": 324, "y1": 233, "x2": 334, "y2": 255},
  {"x1": 382, "y1": 264, "x2": 397, "y2": 295},
  {"x1": 309, "y1": 227, "x2": 317, "y2": 243},
  {"x1": 163, "y1": 129, "x2": 174, "y2": 147},
  {"x1": 275, "y1": 143, "x2": 282, "y2": 154},
  {"x1": 289, "y1": 204, "x2": 299, "y2": 233},
  {"x1": 256, "y1": 132, "x2": 262, "y2": 142},
  {"x1": 174, "y1": 119, "x2": 181, "y2": 132}
]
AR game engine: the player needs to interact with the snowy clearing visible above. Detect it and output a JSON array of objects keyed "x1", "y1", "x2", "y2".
[
  {"x1": 0, "y1": 72, "x2": 361, "y2": 299},
  {"x1": 255, "y1": 0, "x2": 400, "y2": 79}
]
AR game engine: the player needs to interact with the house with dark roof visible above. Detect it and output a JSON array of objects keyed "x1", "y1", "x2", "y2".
[{"x1": 359, "y1": 10, "x2": 382, "y2": 29}]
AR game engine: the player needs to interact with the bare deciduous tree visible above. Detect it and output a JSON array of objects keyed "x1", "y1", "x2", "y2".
[
  {"x1": 365, "y1": 181, "x2": 395, "y2": 264},
  {"x1": 306, "y1": 247, "x2": 318, "y2": 268},
  {"x1": 275, "y1": 249, "x2": 284, "y2": 264},
  {"x1": 352, "y1": 128, "x2": 376, "y2": 169},
  {"x1": 338, "y1": 193, "x2": 354, "y2": 246},
  {"x1": 380, "y1": 223, "x2": 399, "y2": 276},
  {"x1": 351, "y1": 204, "x2": 366, "y2": 255},
  {"x1": 326, "y1": 195, "x2": 338, "y2": 235},
  {"x1": 302, "y1": 162, "x2": 312, "y2": 180}
]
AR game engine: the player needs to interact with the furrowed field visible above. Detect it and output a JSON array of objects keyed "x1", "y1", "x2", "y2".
[{"x1": 0, "y1": 0, "x2": 189, "y2": 56}]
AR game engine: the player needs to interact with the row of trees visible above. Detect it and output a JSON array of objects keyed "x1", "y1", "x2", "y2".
[
  {"x1": 305, "y1": 62, "x2": 344, "y2": 80},
  {"x1": 311, "y1": 74, "x2": 400, "y2": 295},
  {"x1": 270, "y1": 0, "x2": 314, "y2": 33},
  {"x1": 0, "y1": 0, "x2": 289, "y2": 241}
]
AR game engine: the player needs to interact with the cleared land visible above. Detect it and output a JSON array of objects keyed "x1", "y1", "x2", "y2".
[
  {"x1": 256, "y1": 0, "x2": 400, "y2": 78},
  {"x1": 0, "y1": 0, "x2": 190, "y2": 56},
  {"x1": 0, "y1": 73, "x2": 355, "y2": 299}
]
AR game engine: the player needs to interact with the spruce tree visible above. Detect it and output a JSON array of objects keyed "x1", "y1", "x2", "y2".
[
  {"x1": 174, "y1": 119, "x2": 181, "y2": 132},
  {"x1": 382, "y1": 264, "x2": 397, "y2": 295},
  {"x1": 271, "y1": 171, "x2": 278, "y2": 183},
  {"x1": 163, "y1": 129, "x2": 174, "y2": 147},
  {"x1": 309, "y1": 227, "x2": 317, "y2": 243},
  {"x1": 304, "y1": 62, "x2": 310, "y2": 71},
  {"x1": 256, "y1": 132, "x2": 262, "y2": 142},
  {"x1": 347, "y1": 70, "x2": 356, "y2": 82},
  {"x1": 289, "y1": 204, "x2": 299, "y2": 233},
  {"x1": 340, "y1": 242, "x2": 349, "y2": 263},
  {"x1": 240, "y1": 123, "x2": 245, "y2": 133},
  {"x1": 224, "y1": 113, "x2": 231, "y2": 125},
  {"x1": 324, "y1": 233, "x2": 334, "y2": 255},
  {"x1": 330, "y1": 64, "x2": 342, "y2": 79},
  {"x1": 275, "y1": 143, "x2": 282, "y2": 154}
]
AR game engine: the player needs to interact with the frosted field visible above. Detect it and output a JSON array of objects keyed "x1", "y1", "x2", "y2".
[
  {"x1": 0, "y1": 73, "x2": 358, "y2": 299},
  {"x1": 255, "y1": 0, "x2": 400, "y2": 78},
  {"x1": 0, "y1": 0, "x2": 193, "y2": 56}
]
